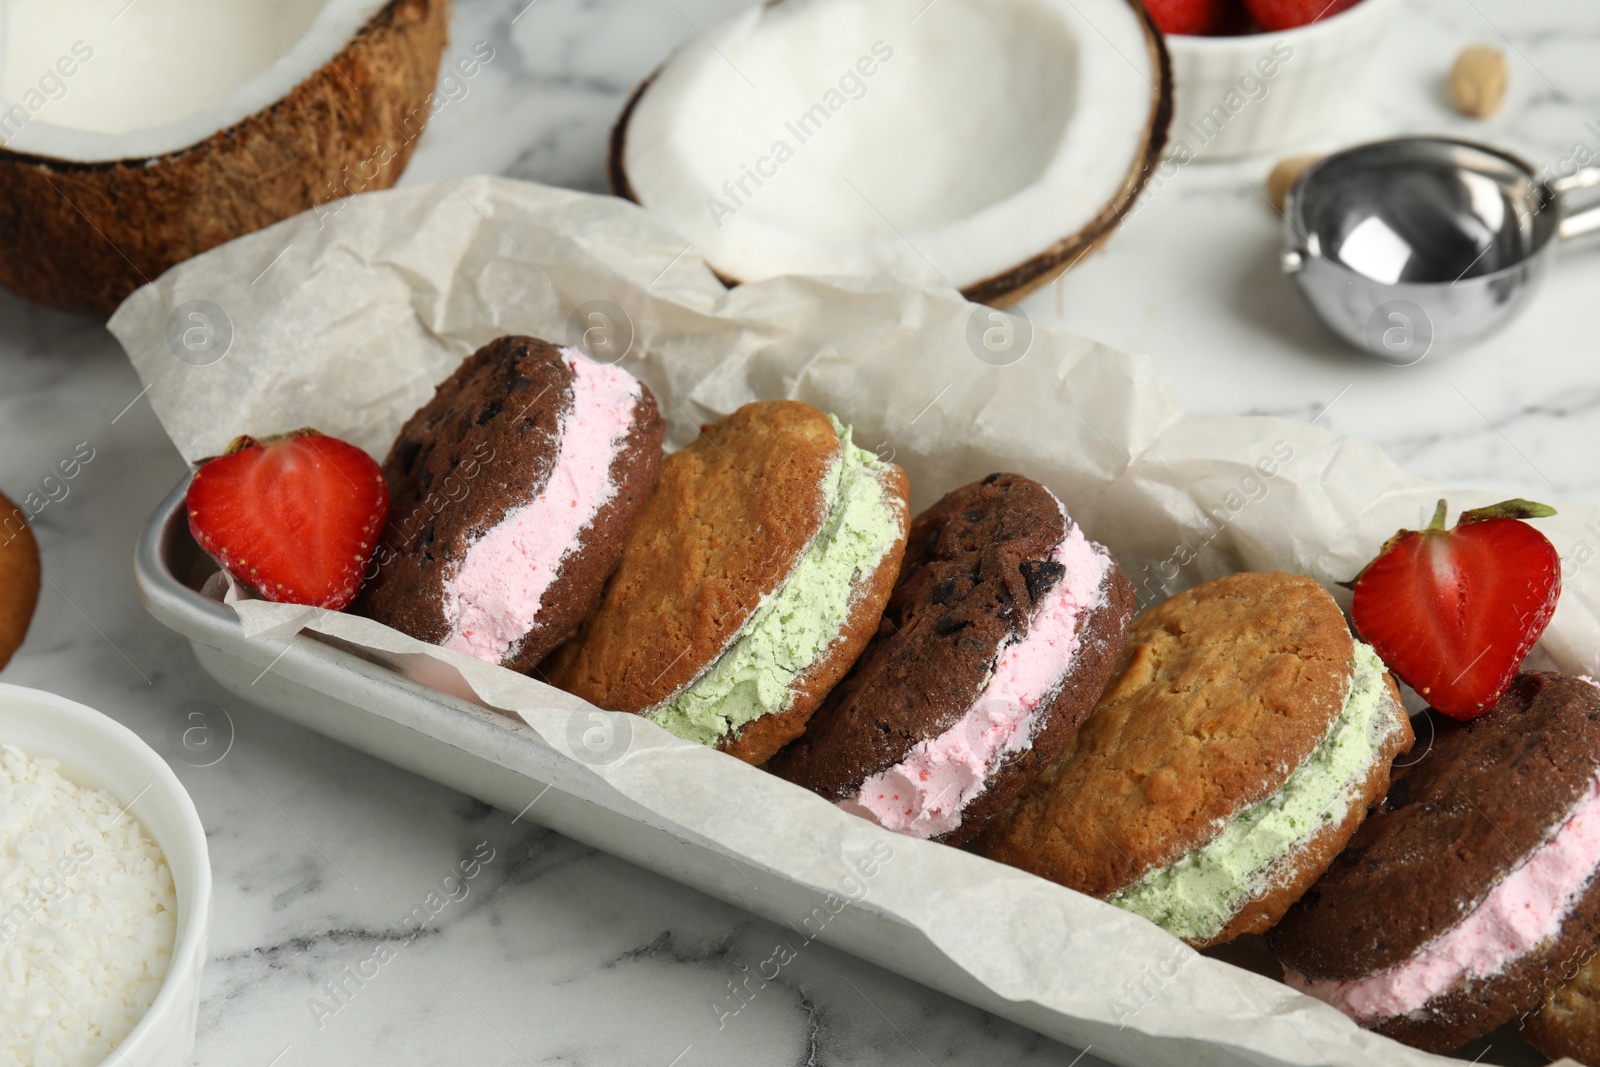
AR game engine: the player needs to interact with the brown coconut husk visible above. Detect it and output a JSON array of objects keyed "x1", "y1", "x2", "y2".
[
  {"x1": 0, "y1": 492, "x2": 40, "y2": 670},
  {"x1": 0, "y1": 0, "x2": 451, "y2": 318}
]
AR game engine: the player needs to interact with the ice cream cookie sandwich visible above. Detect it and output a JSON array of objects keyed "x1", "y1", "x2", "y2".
[
  {"x1": 977, "y1": 572, "x2": 1413, "y2": 948},
  {"x1": 356, "y1": 335, "x2": 664, "y2": 673},
  {"x1": 769, "y1": 474, "x2": 1134, "y2": 846},
  {"x1": 546, "y1": 400, "x2": 909, "y2": 765}
]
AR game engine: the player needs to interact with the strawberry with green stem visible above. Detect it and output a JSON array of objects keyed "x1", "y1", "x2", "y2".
[{"x1": 1349, "y1": 498, "x2": 1560, "y2": 721}]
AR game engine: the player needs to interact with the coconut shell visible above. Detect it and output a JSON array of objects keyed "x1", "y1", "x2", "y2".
[
  {"x1": 0, "y1": 493, "x2": 41, "y2": 670},
  {"x1": 956, "y1": 0, "x2": 1170, "y2": 308},
  {"x1": 608, "y1": 0, "x2": 1171, "y2": 308},
  {"x1": 0, "y1": 0, "x2": 450, "y2": 318}
]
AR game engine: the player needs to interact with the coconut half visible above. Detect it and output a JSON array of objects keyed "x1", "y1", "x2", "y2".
[
  {"x1": 0, "y1": 0, "x2": 449, "y2": 317},
  {"x1": 610, "y1": 0, "x2": 1170, "y2": 305}
]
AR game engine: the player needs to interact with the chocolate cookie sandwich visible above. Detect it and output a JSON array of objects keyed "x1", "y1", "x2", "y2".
[
  {"x1": 355, "y1": 335, "x2": 664, "y2": 673},
  {"x1": 545, "y1": 400, "x2": 909, "y2": 765},
  {"x1": 976, "y1": 572, "x2": 1413, "y2": 949},
  {"x1": 1272, "y1": 672, "x2": 1600, "y2": 1053},
  {"x1": 767, "y1": 474, "x2": 1134, "y2": 847}
]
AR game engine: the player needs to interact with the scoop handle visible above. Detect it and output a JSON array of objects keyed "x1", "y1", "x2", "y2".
[{"x1": 1555, "y1": 166, "x2": 1600, "y2": 249}]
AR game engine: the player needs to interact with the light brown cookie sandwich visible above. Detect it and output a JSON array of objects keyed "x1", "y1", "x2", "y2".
[
  {"x1": 0, "y1": 492, "x2": 40, "y2": 670},
  {"x1": 768, "y1": 474, "x2": 1134, "y2": 848},
  {"x1": 976, "y1": 572, "x2": 1413, "y2": 949},
  {"x1": 545, "y1": 400, "x2": 909, "y2": 765},
  {"x1": 1526, "y1": 948, "x2": 1600, "y2": 1065}
]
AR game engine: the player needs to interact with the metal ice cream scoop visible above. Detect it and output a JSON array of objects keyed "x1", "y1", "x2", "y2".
[{"x1": 1280, "y1": 136, "x2": 1600, "y2": 362}]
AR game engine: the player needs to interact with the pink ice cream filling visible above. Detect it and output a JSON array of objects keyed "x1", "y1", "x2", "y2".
[
  {"x1": 840, "y1": 509, "x2": 1111, "y2": 838},
  {"x1": 1287, "y1": 767, "x2": 1600, "y2": 1022},
  {"x1": 441, "y1": 348, "x2": 640, "y2": 664}
]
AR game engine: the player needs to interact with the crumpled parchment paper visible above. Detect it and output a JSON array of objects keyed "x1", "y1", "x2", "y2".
[{"x1": 109, "y1": 176, "x2": 1593, "y2": 1067}]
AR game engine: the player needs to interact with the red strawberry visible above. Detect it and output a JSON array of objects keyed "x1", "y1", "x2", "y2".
[
  {"x1": 1349, "y1": 499, "x2": 1560, "y2": 721},
  {"x1": 1243, "y1": 0, "x2": 1359, "y2": 31},
  {"x1": 187, "y1": 429, "x2": 389, "y2": 611},
  {"x1": 1142, "y1": 0, "x2": 1231, "y2": 36}
]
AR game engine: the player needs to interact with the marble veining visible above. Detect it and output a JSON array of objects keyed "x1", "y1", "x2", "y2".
[{"x1": 0, "y1": 0, "x2": 1595, "y2": 1064}]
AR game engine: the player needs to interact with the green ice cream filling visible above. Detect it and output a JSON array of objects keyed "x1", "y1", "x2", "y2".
[
  {"x1": 1108, "y1": 642, "x2": 1397, "y2": 944},
  {"x1": 647, "y1": 418, "x2": 899, "y2": 747}
]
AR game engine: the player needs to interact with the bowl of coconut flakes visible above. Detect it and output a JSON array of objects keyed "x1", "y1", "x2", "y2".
[{"x1": 0, "y1": 682, "x2": 210, "y2": 1067}]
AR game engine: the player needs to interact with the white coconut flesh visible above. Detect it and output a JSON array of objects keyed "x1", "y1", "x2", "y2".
[
  {"x1": 618, "y1": 0, "x2": 1164, "y2": 295},
  {"x1": 0, "y1": 0, "x2": 388, "y2": 161}
]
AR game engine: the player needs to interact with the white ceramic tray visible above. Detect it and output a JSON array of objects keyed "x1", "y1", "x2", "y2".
[
  {"x1": 134, "y1": 477, "x2": 1027, "y2": 1042},
  {"x1": 120, "y1": 178, "x2": 1589, "y2": 1067},
  {"x1": 136, "y1": 475, "x2": 1558, "y2": 1067}
]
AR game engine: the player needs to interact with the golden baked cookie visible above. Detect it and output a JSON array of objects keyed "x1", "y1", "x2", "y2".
[
  {"x1": 1523, "y1": 928, "x2": 1600, "y2": 1064},
  {"x1": 0, "y1": 493, "x2": 41, "y2": 669},
  {"x1": 977, "y1": 571, "x2": 1412, "y2": 948},
  {"x1": 717, "y1": 460, "x2": 909, "y2": 764},
  {"x1": 545, "y1": 400, "x2": 909, "y2": 765}
]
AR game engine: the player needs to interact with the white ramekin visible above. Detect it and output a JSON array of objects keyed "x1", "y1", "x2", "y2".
[
  {"x1": 0, "y1": 682, "x2": 211, "y2": 1067},
  {"x1": 1162, "y1": 0, "x2": 1400, "y2": 160}
]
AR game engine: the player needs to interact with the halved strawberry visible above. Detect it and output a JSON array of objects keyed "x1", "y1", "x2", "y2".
[
  {"x1": 1349, "y1": 499, "x2": 1560, "y2": 721},
  {"x1": 187, "y1": 429, "x2": 389, "y2": 611}
]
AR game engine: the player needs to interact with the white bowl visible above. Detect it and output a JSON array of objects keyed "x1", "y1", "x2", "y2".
[
  {"x1": 1162, "y1": 0, "x2": 1399, "y2": 160},
  {"x1": 0, "y1": 682, "x2": 211, "y2": 1067}
]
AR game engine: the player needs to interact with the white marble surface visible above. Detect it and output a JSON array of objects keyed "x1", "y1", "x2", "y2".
[{"x1": 0, "y1": 0, "x2": 1597, "y2": 1064}]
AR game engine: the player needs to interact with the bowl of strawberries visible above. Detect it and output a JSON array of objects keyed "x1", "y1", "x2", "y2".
[{"x1": 1145, "y1": 0, "x2": 1399, "y2": 161}]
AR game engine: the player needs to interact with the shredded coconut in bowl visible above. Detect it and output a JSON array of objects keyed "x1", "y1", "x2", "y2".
[{"x1": 0, "y1": 743, "x2": 177, "y2": 1067}]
